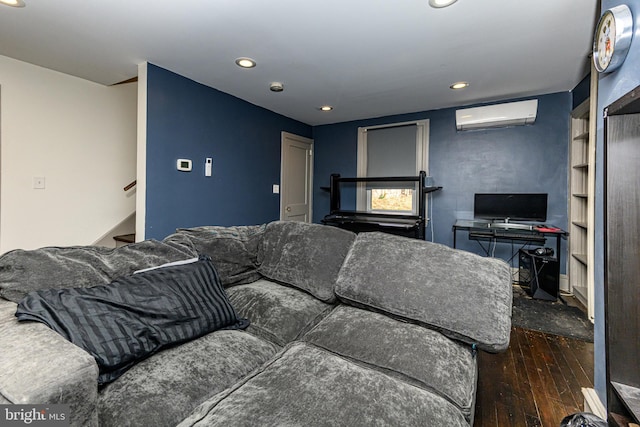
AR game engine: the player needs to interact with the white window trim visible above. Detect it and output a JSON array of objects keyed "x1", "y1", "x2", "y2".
[{"x1": 356, "y1": 119, "x2": 430, "y2": 213}]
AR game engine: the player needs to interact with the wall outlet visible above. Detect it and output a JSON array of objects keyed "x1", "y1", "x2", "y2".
[{"x1": 33, "y1": 177, "x2": 46, "y2": 189}]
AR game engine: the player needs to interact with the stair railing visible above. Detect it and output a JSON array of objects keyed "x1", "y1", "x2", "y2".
[{"x1": 124, "y1": 180, "x2": 136, "y2": 191}]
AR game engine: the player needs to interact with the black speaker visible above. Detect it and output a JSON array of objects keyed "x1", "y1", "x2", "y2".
[
  {"x1": 518, "y1": 249, "x2": 559, "y2": 301},
  {"x1": 534, "y1": 247, "x2": 554, "y2": 257}
]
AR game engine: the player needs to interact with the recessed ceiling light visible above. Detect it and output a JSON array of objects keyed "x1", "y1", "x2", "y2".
[
  {"x1": 450, "y1": 81, "x2": 469, "y2": 90},
  {"x1": 0, "y1": 0, "x2": 25, "y2": 7},
  {"x1": 319, "y1": 106, "x2": 333, "y2": 111},
  {"x1": 270, "y1": 82, "x2": 284, "y2": 92},
  {"x1": 235, "y1": 57, "x2": 256, "y2": 68},
  {"x1": 428, "y1": 0, "x2": 458, "y2": 8}
]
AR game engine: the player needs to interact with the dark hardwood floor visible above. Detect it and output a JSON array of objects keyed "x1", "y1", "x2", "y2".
[{"x1": 474, "y1": 326, "x2": 594, "y2": 426}]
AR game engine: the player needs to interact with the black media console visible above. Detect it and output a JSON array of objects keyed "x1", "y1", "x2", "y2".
[{"x1": 321, "y1": 171, "x2": 441, "y2": 239}]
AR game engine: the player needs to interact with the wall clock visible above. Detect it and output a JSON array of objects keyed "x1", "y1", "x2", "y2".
[{"x1": 593, "y1": 4, "x2": 634, "y2": 73}]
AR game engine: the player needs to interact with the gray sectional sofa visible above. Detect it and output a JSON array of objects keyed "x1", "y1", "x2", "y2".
[{"x1": 0, "y1": 221, "x2": 512, "y2": 426}]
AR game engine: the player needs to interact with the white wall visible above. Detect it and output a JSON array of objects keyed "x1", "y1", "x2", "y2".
[
  {"x1": 0, "y1": 55, "x2": 137, "y2": 252},
  {"x1": 135, "y1": 62, "x2": 147, "y2": 242}
]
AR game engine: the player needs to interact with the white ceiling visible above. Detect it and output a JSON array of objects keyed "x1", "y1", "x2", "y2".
[{"x1": 0, "y1": 0, "x2": 599, "y2": 126}]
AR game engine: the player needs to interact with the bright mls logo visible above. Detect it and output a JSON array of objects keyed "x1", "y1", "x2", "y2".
[{"x1": 1, "y1": 405, "x2": 69, "y2": 426}]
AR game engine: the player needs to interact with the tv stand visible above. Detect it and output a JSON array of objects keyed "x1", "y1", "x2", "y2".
[{"x1": 322, "y1": 171, "x2": 442, "y2": 239}]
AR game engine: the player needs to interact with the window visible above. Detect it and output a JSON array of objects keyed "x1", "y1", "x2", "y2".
[{"x1": 357, "y1": 120, "x2": 429, "y2": 214}]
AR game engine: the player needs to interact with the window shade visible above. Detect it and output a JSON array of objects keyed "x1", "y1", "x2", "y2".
[{"x1": 366, "y1": 125, "x2": 417, "y2": 177}]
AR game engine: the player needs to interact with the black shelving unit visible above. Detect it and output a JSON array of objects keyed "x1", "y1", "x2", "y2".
[
  {"x1": 321, "y1": 171, "x2": 441, "y2": 239},
  {"x1": 604, "y1": 84, "x2": 640, "y2": 424}
]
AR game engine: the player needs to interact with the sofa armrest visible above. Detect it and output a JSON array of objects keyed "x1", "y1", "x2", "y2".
[{"x1": 0, "y1": 299, "x2": 99, "y2": 427}]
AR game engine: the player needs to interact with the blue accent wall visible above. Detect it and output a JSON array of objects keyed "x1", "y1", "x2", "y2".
[
  {"x1": 145, "y1": 64, "x2": 311, "y2": 239},
  {"x1": 143, "y1": 59, "x2": 610, "y2": 404},
  {"x1": 572, "y1": 74, "x2": 591, "y2": 110},
  {"x1": 313, "y1": 92, "x2": 571, "y2": 272},
  {"x1": 593, "y1": 0, "x2": 640, "y2": 408}
]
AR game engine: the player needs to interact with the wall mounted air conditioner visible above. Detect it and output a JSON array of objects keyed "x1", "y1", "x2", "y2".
[{"x1": 455, "y1": 99, "x2": 538, "y2": 131}]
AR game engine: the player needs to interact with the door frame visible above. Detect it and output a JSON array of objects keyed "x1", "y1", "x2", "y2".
[
  {"x1": 0, "y1": 86, "x2": 2, "y2": 250},
  {"x1": 280, "y1": 132, "x2": 314, "y2": 222}
]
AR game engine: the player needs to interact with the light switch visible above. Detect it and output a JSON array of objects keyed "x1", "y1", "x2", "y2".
[
  {"x1": 33, "y1": 177, "x2": 45, "y2": 189},
  {"x1": 273, "y1": 184, "x2": 280, "y2": 194}
]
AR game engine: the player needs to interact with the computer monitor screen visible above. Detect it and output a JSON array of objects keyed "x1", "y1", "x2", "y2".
[{"x1": 474, "y1": 193, "x2": 548, "y2": 222}]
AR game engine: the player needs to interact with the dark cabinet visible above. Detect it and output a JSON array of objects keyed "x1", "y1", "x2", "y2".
[{"x1": 604, "y1": 85, "x2": 640, "y2": 423}]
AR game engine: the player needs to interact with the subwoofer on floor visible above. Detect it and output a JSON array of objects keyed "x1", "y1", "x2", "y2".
[{"x1": 518, "y1": 249, "x2": 559, "y2": 301}]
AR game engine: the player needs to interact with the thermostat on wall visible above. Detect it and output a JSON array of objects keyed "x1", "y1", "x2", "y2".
[{"x1": 177, "y1": 159, "x2": 192, "y2": 172}]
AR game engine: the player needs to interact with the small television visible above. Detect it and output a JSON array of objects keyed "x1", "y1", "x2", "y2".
[{"x1": 474, "y1": 193, "x2": 548, "y2": 222}]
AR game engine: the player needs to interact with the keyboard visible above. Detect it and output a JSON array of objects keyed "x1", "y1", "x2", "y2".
[
  {"x1": 469, "y1": 230, "x2": 547, "y2": 243},
  {"x1": 488, "y1": 222, "x2": 533, "y2": 231}
]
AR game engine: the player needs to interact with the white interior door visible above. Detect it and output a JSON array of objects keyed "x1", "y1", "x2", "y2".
[{"x1": 280, "y1": 132, "x2": 313, "y2": 222}]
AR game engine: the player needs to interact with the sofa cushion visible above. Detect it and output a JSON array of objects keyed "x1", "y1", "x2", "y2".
[
  {"x1": 227, "y1": 279, "x2": 334, "y2": 347},
  {"x1": 99, "y1": 330, "x2": 278, "y2": 427},
  {"x1": 173, "y1": 224, "x2": 265, "y2": 287},
  {"x1": 335, "y1": 232, "x2": 512, "y2": 352},
  {"x1": 0, "y1": 299, "x2": 99, "y2": 427},
  {"x1": 302, "y1": 305, "x2": 477, "y2": 421},
  {"x1": 179, "y1": 342, "x2": 469, "y2": 427},
  {"x1": 0, "y1": 238, "x2": 198, "y2": 303},
  {"x1": 258, "y1": 221, "x2": 356, "y2": 303},
  {"x1": 16, "y1": 256, "x2": 248, "y2": 385}
]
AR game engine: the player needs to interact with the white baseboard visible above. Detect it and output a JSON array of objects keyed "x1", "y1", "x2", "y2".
[
  {"x1": 582, "y1": 387, "x2": 606, "y2": 420},
  {"x1": 559, "y1": 273, "x2": 568, "y2": 292}
]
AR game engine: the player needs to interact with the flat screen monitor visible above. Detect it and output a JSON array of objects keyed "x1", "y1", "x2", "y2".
[{"x1": 474, "y1": 193, "x2": 548, "y2": 222}]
